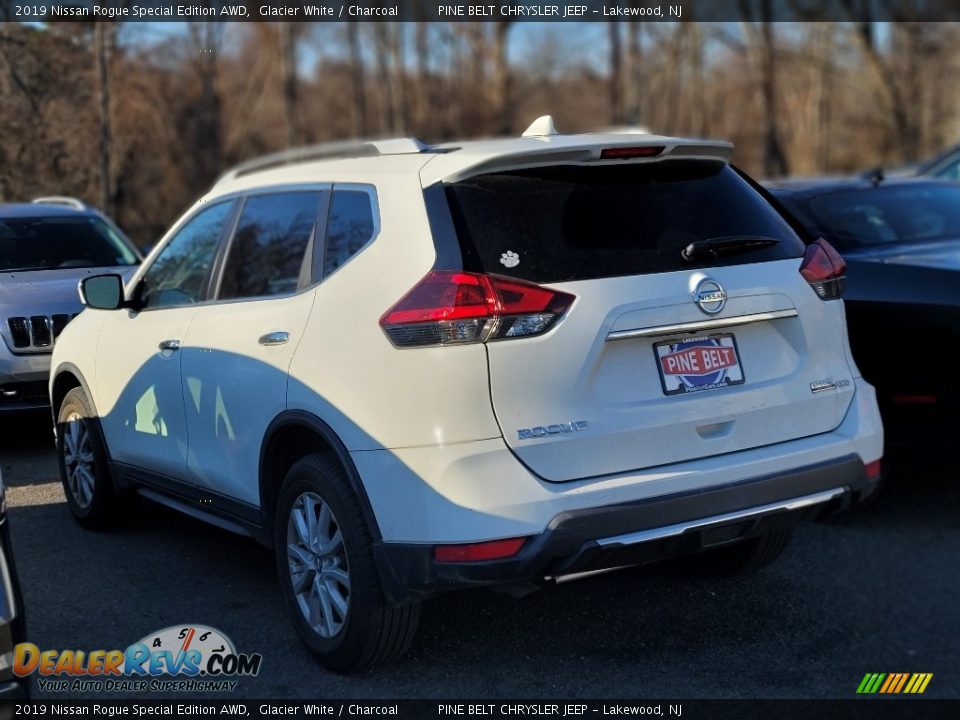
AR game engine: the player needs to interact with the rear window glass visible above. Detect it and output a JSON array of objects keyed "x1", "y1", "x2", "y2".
[{"x1": 444, "y1": 162, "x2": 805, "y2": 283}]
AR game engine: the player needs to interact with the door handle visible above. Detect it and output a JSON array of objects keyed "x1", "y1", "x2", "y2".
[
  {"x1": 258, "y1": 331, "x2": 290, "y2": 346},
  {"x1": 158, "y1": 339, "x2": 181, "y2": 351}
]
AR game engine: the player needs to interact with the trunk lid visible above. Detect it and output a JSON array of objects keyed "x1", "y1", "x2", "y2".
[{"x1": 443, "y1": 159, "x2": 856, "y2": 482}]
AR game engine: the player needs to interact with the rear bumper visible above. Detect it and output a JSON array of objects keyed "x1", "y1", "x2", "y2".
[
  {"x1": 375, "y1": 454, "x2": 877, "y2": 603},
  {"x1": 354, "y1": 378, "x2": 883, "y2": 545}
]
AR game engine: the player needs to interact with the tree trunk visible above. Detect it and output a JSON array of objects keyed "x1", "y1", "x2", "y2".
[
  {"x1": 759, "y1": 2, "x2": 789, "y2": 176},
  {"x1": 492, "y1": 21, "x2": 513, "y2": 135},
  {"x1": 347, "y1": 23, "x2": 367, "y2": 135},
  {"x1": 687, "y1": 22, "x2": 705, "y2": 135},
  {"x1": 374, "y1": 24, "x2": 398, "y2": 134},
  {"x1": 280, "y1": 23, "x2": 299, "y2": 148},
  {"x1": 414, "y1": 22, "x2": 430, "y2": 135},
  {"x1": 94, "y1": 22, "x2": 112, "y2": 215},
  {"x1": 816, "y1": 24, "x2": 835, "y2": 170},
  {"x1": 608, "y1": 21, "x2": 622, "y2": 124},
  {"x1": 186, "y1": 23, "x2": 223, "y2": 193},
  {"x1": 624, "y1": 21, "x2": 641, "y2": 124},
  {"x1": 388, "y1": 23, "x2": 407, "y2": 134}
]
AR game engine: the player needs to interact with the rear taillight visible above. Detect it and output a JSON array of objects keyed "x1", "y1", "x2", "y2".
[
  {"x1": 380, "y1": 271, "x2": 575, "y2": 348},
  {"x1": 800, "y1": 238, "x2": 846, "y2": 300}
]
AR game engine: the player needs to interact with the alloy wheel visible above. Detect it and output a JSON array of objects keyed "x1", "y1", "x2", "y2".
[
  {"x1": 62, "y1": 412, "x2": 96, "y2": 508},
  {"x1": 286, "y1": 492, "x2": 351, "y2": 638}
]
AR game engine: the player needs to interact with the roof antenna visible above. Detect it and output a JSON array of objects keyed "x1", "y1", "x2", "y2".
[
  {"x1": 522, "y1": 115, "x2": 559, "y2": 138},
  {"x1": 867, "y1": 167, "x2": 884, "y2": 187}
]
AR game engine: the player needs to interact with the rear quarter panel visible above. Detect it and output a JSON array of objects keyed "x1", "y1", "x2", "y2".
[{"x1": 287, "y1": 173, "x2": 501, "y2": 451}]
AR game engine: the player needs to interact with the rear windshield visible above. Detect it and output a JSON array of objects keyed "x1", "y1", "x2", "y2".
[
  {"x1": 0, "y1": 216, "x2": 138, "y2": 272},
  {"x1": 445, "y1": 162, "x2": 806, "y2": 283}
]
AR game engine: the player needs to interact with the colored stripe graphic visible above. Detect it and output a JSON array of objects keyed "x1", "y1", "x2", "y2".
[
  {"x1": 857, "y1": 673, "x2": 932, "y2": 694},
  {"x1": 892, "y1": 673, "x2": 909, "y2": 693}
]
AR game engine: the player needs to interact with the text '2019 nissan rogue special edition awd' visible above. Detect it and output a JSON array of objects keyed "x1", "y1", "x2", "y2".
[{"x1": 50, "y1": 120, "x2": 883, "y2": 672}]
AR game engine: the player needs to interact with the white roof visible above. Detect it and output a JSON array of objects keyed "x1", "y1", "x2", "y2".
[{"x1": 209, "y1": 121, "x2": 733, "y2": 198}]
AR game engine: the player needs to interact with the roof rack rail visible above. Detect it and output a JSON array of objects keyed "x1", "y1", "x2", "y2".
[
  {"x1": 32, "y1": 196, "x2": 87, "y2": 211},
  {"x1": 219, "y1": 138, "x2": 434, "y2": 182}
]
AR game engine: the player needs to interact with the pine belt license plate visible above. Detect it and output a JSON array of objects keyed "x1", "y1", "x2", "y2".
[{"x1": 654, "y1": 334, "x2": 745, "y2": 396}]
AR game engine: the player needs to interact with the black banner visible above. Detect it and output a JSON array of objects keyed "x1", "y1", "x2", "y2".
[
  {"x1": 2, "y1": 700, "x2": 960, "y2": 720},
  {"x1": 4, "y1": 0, "x2": 960, "y2": 24}
]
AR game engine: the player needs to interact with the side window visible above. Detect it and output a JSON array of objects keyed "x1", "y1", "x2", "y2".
[
  {"x1": 323, "y1": 189, "x2": 376, "y2": 278},
  {"x1": 219, "y1": 192, "x2": 321, "y2": 300},
  {"x1": 141, "y1": 201, "x2": 233, "y2": 309},
  {"x1": 935, "y1": 159, "x2": 960, "y2": 181}
]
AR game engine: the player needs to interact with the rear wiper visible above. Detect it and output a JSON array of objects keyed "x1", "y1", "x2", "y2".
[{"x1": 681, "y1": 235, "x2": 779, "y2": 262}]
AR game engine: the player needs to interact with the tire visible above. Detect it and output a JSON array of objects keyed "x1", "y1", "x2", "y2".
[
  {"x1": 56, "y1": 386, "x2": 118, "y2": 529},
  {"x1": 274, "y1": 453, "x2": 420, "y2": 673},
  {"x1": 685, "y1": 529, "x2": 792, "y2": 576}
]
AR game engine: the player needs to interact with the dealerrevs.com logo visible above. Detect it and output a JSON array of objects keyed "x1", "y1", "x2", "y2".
[{"x1": 14, "y1": 624, "x2": 262, "y2": 693}]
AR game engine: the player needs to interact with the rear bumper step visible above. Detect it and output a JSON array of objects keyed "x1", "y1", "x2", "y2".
[
  {"x1": 594, "y1": 486, "x2": 844, "y2": 549},
  {"x1": 374, "y1": 454, "x2": 877, "y2": 604}
]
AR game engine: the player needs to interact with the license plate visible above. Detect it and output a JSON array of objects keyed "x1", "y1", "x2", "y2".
[{"x1": 654, "y1": 334, "x2": 745, "y2": 396}]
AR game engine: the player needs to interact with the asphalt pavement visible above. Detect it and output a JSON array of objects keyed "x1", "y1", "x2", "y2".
[{"x1": 2, "y1": 410, "x2": 957, "y2": 699}]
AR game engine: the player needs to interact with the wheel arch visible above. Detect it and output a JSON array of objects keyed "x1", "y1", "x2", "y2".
[
  {"x1": 50, "y1": 363, "x2": 98, "y2": 427},
  {"x1": 259, "y1": 410, "x2": 382, "y2": 542}
]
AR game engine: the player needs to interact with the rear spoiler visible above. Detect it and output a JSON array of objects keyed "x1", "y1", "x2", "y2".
[{"x1": 428, "y1": 139, "x2": 733, "y2": 185}]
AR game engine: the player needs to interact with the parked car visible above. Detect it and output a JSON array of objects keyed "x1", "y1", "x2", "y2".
[
  {"x1": 767, "y1": 176, "x2": 960, "y2": 449},
  {"x1": 0, "y1": 468, "x2": 27, "y2": 698},
  {"x1": 50, "y1": 120, "x2": 883, "y2": 672},
  {"x1": 0, "y1": 198, "x2": 141, "y2": 410},
  {"x1": 915, "y1": 143, "x2": 960, "y2": 181}
]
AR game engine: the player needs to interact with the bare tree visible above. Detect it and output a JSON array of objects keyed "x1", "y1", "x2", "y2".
[
  {"x1": 491, "y1": 20, "x2": 513, "y2": 134},
  {"x1": 279, "y1": 23, "x2": 300, "y2": 148},
  {"x1": 741, "y1": 1, "x2": 790, "y2": 176},
  {"x1": 185, "y1": 22, "x2": 224, "y2": 191},
  {"x1": 623, "y1": 22, "x2": 642, "y2": 124},
  {"x1": 608, "y1": 21, "x2": 623, "y2": 124},
  {"x1": 346, "y1": 23, "x2": 368, "y2": 135},
  {"x1": 94, "y1": 22, "x2": 113, "y2": 214}
]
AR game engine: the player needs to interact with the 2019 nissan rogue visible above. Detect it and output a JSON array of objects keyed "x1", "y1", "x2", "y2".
[{"x1": 49, "y1": 121, "x2": 884, "y2": 671}]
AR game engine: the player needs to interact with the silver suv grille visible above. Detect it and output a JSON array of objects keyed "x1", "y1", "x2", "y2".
[{"x1": 7, "y1": 314, "x2": 77, "y2": 351}]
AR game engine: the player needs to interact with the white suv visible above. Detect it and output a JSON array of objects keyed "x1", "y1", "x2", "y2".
[{"x1": 50, "y1": 121, "x2": 883, "y2": 672}]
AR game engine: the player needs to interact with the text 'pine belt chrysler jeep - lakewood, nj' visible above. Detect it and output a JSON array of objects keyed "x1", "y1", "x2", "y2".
[{"x1": 49, "y1": 118, "x2": 883, "y2": 672}]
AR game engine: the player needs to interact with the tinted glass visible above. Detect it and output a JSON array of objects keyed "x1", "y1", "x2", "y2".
[
  {"x1": 323, "y1": 190, "x2": 375, "y2": 278},
  {"x1": 0, "y1": 216, "x2": 138, "y2": 272},
  {"x1": 803, "y1": 184, "x2": 960, "y2": 248},
  {"x1": 220, "y1": 192, "x2": 320, "y2": 300},
  {"x1": 445, "y1": 162, "x2": 806, "y2": 283},
  {"x1": 142, "y1": 201, "x2": 232, "y2": 309},
  {"x1": 933, "y1": 159, "x2": 960, "y2": 181}
]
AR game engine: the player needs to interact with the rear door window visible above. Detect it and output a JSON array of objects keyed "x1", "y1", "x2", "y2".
[
  {"x1": 322, "y1": 188, "x2": 376, "y2": 278},
  {"x1": 219, "y1": 191, "x2": 322, "y2": 300},
  {"x1": 444, "y1": 162, "x2": 806, "y2": 283}
]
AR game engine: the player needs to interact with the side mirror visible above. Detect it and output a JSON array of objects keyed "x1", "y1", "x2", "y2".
[{"x1": 79, "y1": 274, "x2": 124, "y2": 310}]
